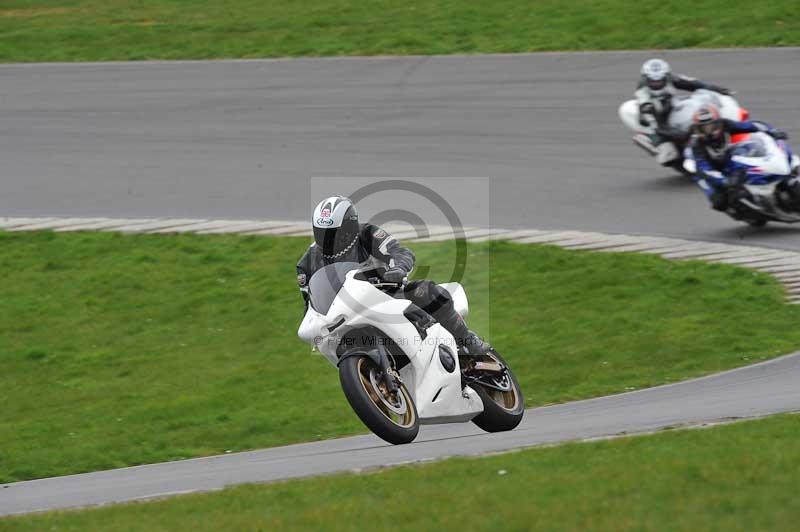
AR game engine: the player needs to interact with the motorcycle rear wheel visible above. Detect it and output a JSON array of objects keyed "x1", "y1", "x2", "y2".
[
  {"x1": 339, "y1": 356, "x2": 419, "y2": 445},
  {"x1": 467, "y1": 352, "x2": 525, "y2": 433}
]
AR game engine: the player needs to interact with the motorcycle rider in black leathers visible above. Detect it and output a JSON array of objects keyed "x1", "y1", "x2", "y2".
[
  {"x1": 297, "y1": 196, "x2": 491, "y2": 357},
  {"x1": 634, "y1": 58, "x2": 734, "y2": 165}
]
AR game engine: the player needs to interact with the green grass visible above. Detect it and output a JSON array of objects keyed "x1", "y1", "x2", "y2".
[
  {"x1": 4, "y1": 414, "x2": 800, "y2": 531},
  {"x1": 0, "y1": 1, "x2": 797, "y2": 62},
  {"x1": 2, "y1": 230, "x2": 800, "y2": 483}
]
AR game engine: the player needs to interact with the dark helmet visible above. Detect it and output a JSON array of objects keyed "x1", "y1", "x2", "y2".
[
  {"x1": 312, "y1": 196, "x2": 360, "y2": 259},
  {"x1": 692, "y1": 104, "x2": 730, "y2": 160},
  {"x1": 640, "y1": 58, "x2": 672, "y2": 95}
]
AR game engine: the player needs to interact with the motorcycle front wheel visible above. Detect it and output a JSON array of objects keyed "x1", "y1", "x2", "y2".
[{"x1": 339, "y1": 355, "x2": 419, "y2": 445}]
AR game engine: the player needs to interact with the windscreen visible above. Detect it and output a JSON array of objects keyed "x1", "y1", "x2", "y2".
[
  {"x1": 731, "y1": 137, "x2": 767, "y2": 158},
  {"x1": 308, "y1": 262, "x2": 361, "y2": 315}
]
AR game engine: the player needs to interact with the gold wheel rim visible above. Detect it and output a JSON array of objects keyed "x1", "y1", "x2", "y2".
[
  {"x1": 469, "y1": 354, "x2": 521, "y2": 412},
  {"x1": 486, "y1": 373, "x2": 520, "y2": 411},
  {"x1": 356, "y1": 357, "x2": 416, "y2": 428}
]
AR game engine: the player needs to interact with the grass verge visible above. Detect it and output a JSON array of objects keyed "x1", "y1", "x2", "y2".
[
  {"x1": 0, "y1": 1, "x2": 797, "y2": 62},
  {"x1": 4, "y1": 414, "x2": 800, "y2": 530},
  {"x1": 2, "y1": 230, "x2": 800, "y2": 483}
]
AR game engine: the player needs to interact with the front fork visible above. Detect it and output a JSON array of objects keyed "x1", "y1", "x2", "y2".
[
  {"x1": 338, "y1": 344, "x2": 401, "y2": 393},
  {"x1": 376, "y1": 344, "x2": 400, "y2": 394}
]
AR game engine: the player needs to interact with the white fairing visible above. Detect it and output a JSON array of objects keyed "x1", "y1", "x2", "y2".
[
  {"x1": 618, "y1": 99, "x2": 641, "y2": 132},
  {"x1": 619, "y1": 90, "x2": 744, "y2": 135},
  {"x1": 737, "y1": 134, "x2": 800, "y2": 222},
  {"x1": 298, "y1": 271, "x2": 484, "y2": 424},
  {"x1": 439, "y1": 282, "x2": 469, "y2": 318},
  {"x1": 668, "y1": 91, "x2": 742, "y2": 131},
  {"x1": 731, "y1": 132, "x2": 791, "y2": 177}
]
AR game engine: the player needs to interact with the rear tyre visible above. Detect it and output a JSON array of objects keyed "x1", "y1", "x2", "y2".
[
  {"x1": 468, "y1": 352, "x2": 525, "y2": 433},
  {"x1": 339, "y1": 355, "x2": 419, "y2": 445}
]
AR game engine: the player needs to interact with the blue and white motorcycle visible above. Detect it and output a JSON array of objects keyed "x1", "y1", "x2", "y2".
[{"x1": 684, "y1": 132, "x2": 800, "y2": 226}]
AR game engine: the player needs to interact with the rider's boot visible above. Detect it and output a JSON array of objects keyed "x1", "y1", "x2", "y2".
[
  {"x1": 444, "y1": 317, "x2": 494, "y2": 392},
  {"x1": 438, "y1": 310, "x2": 492, "y2": 358},
  {"x1": 415, "y1": 281, "x2": 493, "y2": 359},
  {"x1": 632, "y1": 133, "x2": 657, "y2": 155},
  {"x1": 652, "y1": 133, "x2": 680, "y2": 166},
  {"x1": 459, "y1": 330, "x2": 493, "y2": 358}
]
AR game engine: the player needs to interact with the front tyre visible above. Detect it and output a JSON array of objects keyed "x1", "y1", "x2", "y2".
[
  {"x1": 339, "y1": 356, "x2": 419, "y2": 445},
  {"x1": 468, "y1": 352, "x2": 525, "y2": 433}
]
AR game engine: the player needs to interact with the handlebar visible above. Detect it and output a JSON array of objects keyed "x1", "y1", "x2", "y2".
[
  {"x1": 370, "y1": 280, "x2": 405, "y2": 289},
  {"x1": 352, "y1": 266, "x2": 406, "y2": 289}
]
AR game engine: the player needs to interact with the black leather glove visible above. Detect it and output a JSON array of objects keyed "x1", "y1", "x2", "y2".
[
  {"x1": 382, "y1": 267, "x2": 408, "y2": 284},
  {"x1": 770, "y1": 130, "x2": 789, "y2": 140}
]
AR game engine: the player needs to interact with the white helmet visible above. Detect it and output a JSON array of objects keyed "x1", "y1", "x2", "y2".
[
  {"x1": 640, "y1": 58, "x2": 672, "y2": 95},
  {"x1": 312, "y1": 196, "x2": 360, "y2": 259}
]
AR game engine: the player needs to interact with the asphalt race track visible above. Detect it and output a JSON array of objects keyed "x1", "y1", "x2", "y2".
[
  {"x1": 3, "y1": 352, "x2": 800, "y2": 516},
  {"x1": 2, "y1": 48, "x2": 800, "y2": 247},
  {"x1": 2, "y1": 49, "x2": 800, "y2": 515}
]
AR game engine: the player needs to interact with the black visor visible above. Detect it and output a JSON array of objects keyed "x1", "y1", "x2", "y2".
[
  {"x1": 709, "y1": 134, "x2": 729, "y2": 151},
  {"x1": 697, "y1": 121, "x2": 723, "y2": 140},
  {"x1": 647, "y1": 78, "x2": 667, "y2": 91},
  {"x1": 314, "y1": 219, "x2": 359, "y2": 258}
]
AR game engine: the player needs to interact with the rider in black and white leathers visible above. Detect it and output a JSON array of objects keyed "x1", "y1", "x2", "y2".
[
  {"x1": 635, "y1": 76, "x2": 733, "y2": 138},
  {"x1": 296, "y1": 221, "x2": 415, "y2": 296},
  {"x1": 635, "y1": 58, "x2": 734, "y2": 164},
  {"x1": 297, "y1": 196, "x2": 490, "y2": 357}
]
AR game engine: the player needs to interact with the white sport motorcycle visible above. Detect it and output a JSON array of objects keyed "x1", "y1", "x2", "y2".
[
  {"x1": 298, "y1": 262, "x2": 524, "y2": 444},
  {"x1": 618, "y1": 89, "x2": 749, "y2": 173}
]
